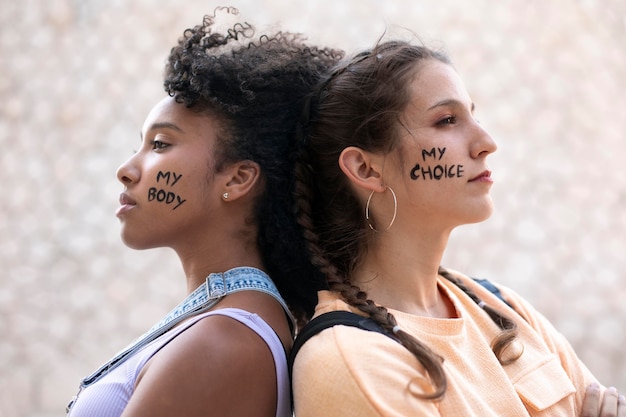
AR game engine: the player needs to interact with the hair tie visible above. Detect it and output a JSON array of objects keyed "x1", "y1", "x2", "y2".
[
  {"x1": 478, "y1": 301, "x2": 486, "y2": 309},
  {"x1": 392, "y1": 325, "x2": 401, "y2": 334}
]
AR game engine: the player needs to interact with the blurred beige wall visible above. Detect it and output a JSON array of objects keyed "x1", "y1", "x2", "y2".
[{"x1": 1, "y1": 0, "x2": 625, "y2": 416}]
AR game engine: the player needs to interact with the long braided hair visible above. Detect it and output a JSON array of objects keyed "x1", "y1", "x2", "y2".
[
  {"x1": 164, "y1": 7, "x2": 343, "y2": 324},
  {"x1": 295, "y1": 40, "x2": 520, "y2": 399}
]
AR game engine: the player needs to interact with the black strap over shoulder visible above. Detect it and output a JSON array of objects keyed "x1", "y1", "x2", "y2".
[
  {"x1": 288, "y1": 310, "x2": 392, "y2": 378},
  {"x1": 288, "y1": 278, "x2": 512, "y2": 376}
]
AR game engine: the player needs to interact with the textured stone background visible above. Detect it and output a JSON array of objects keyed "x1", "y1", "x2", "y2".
[{"x1": 1, "y1": 0, "x2": 625, "y2": 416}]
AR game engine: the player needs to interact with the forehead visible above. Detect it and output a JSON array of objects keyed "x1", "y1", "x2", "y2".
[
  {"x1": 141, "y1": 96, "x2": 219, "y2": 141},
  {"x1": 142, "y1": 96, "x2": 180, "y2": 132},
  {"x1": 407, "y1": 60, "x2": 471, "y2": 110}
]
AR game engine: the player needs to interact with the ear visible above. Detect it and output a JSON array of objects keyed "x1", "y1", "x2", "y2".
[
  {"x1": 338, "y1": 146, "x2": 386, "y2": 193},
  {"x1": 221, "y1": 160, "x2": 262, "y2": 201}
]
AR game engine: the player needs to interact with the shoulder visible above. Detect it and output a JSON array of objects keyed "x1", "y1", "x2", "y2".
[
  {"x1": 300, "y1": 292, "x2": 423, "y2": 375},
  {"x1": 122, "y1": 311, "x2": 278, "y2": 417},
  {"x1": 439, "y1": 269, "x2": 583, "y2": 357},
  {"x1": 172, "y1": 310, "x2": 277, "y2": 362},
  {"x1": 292, "y1": 309, "x2": 436, "y2": 417},
  {"x1": 439, "y1": 269, "x2": 526, "y2": 313},
  {"x1": 442, "y1": 270, "x2": 540, "y2": 320}
]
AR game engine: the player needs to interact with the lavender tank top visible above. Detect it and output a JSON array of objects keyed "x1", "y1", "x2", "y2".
[{"x1": 67, "y1": 308, "x2": 291, "y2": 417}]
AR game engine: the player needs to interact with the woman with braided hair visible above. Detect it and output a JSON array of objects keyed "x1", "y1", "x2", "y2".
[
  {"x1": 291, "y1": 39, "x2": 625, "y2": 416},
  {"x1": 66, "y1": 7, "x2": 341, "y2": 417}
]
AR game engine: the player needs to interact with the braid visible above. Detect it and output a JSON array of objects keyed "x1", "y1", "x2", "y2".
[
  {"x1": 294, "y1": 115, "x2": 447, "y2": 398},
  {"x1": 293, "y1": 110, "x2": 325, "y2": 278},
  {"x1": 438, "y1": 266, "x2": 522, "y2": 365},
  {"x1": 339, "y1": 284, "x2": 448, "y2": 400}
]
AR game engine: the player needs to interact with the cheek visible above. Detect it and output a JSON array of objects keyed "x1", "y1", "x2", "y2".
[
  {"x1": 407, "y1": 146, "x2": 465, "y2": 182},
  {"x1": 145, "y1": 169, "x2": 188, "y2": 211}
]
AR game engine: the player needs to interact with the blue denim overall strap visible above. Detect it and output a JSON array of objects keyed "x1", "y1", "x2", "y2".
[{"x1": 67, "y1": 267, "x2": 294, "y2": 413}]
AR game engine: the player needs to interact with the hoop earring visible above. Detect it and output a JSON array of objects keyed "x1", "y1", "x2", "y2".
[{"x1": 365, "y1": 186, "x2": 397, "y2": 232}]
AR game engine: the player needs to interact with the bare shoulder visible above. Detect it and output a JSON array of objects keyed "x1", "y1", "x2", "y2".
[{"x1": 121, "y1": 313, "x2": 278, "y2": 417}]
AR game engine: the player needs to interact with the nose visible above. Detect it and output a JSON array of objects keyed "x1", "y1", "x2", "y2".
[
  {"x1": 470, "y1": 122, "x2": 497, "y2": 159},
  {"x1": 116, "y1": 154, "x2": 140, "y2": 185}
]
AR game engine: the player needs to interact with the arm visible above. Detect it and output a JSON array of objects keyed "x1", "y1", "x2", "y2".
[
  {"x1": 447, "y1": 274, "x2": 626, "y2": 416},
  {"x1": 494, "y1": 283, "x2": 609, "y2": 414},
  {"x1": 497, "y1": 285, "x2": 598, "y2": 382},
  {"x1": 121, "y1": 314, "x2": 278, "y2": 417}
]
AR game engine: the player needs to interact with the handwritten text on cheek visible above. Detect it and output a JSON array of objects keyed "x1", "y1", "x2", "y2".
[
  {"x1": 410, "y1": 147, "x2": 464, "y2": 180},
  {"x1": 148, "y1": 171, "x2": 187, "y2": 210}
]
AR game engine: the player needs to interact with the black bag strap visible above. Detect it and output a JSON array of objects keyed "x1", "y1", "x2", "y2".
[
  {"x1": 288, "y1": 310, "x2": 390, "y2": 380},
  {"x1": 288, "y1": 277, "x2": 512, "y2": 377}
]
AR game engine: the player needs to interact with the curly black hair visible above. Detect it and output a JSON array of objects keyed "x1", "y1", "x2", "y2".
[{"x1": 164, "y1": 7, "x2": 343, "y2": 324}]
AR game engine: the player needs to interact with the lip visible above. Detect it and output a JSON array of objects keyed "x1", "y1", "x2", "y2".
[
  {"x1": 468, "y1": 170, "x2": 493, "y2": 183},
  {"x1": 116, "y1": 192, "x2": 137, "y2": 217}
]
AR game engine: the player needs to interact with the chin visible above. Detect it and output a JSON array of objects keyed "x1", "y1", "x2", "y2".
[
  {"x1": 120, "y1": 232, "x2": 155, "y2": 250},
  {"x1": 120, "y1": 237, "x2": 143, "y2": 250},
  {"x1": 475, "y1": 203, "x2": 495, "y2": 223},
  {"x1": 469, "y1": 211, "x2": 493, "y2": 225},
  {"x1": 460, "y1": 200, "x2": 494, "y2": 225}
]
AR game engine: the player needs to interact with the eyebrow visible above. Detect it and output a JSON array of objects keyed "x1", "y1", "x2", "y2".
[
  {"x1": 140, "y1": 122, "x2": 184, "y2": 139},
  {"x1": 427, "y1": 99, "x2": 475, "y2": 113}
]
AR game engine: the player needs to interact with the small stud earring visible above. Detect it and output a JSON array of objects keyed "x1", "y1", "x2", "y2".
[{"x1": 222, "y1": 192, "x2": 229, "y2": 200}]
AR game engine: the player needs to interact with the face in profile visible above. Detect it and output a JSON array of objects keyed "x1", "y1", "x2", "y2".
[
  {"x1": 115, "y1": 96, "x2": 229, "y2": 250},
  {"x1": 388, "y1": 59, "x2": 498, "y2": 230}
]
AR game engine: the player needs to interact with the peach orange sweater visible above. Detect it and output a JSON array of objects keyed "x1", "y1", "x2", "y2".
[{"x1": 292, "y1": 272, "x2": 597, "y2": 416}]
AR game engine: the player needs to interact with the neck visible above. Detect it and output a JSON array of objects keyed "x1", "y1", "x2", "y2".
[
  {"x1": 352, "y1": 227, "x2": 453, "y2": 318},
  {"x1": 175, "y1": 237, "x2": 265, "y2": 294}
]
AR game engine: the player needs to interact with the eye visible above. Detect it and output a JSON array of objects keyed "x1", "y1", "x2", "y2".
[
  {"x1": 436, "y1": 115, "x2": 456, "y2": 126},
  {"x1": 150, "y1": 140, "x2": 169, "y2": 150}
]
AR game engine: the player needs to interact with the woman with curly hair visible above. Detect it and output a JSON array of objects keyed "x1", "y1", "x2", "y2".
[
  {"x1": 291, "y1": 39, "x2": 625, "y2": 416},
  {"x1": 66, "y1": 8, "x2": 341, "y2": 417}
]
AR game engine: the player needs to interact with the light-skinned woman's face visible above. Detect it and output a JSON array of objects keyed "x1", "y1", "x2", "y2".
[{"x1": 388, "y1": 59, "x2": 498, "y2": 232}]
